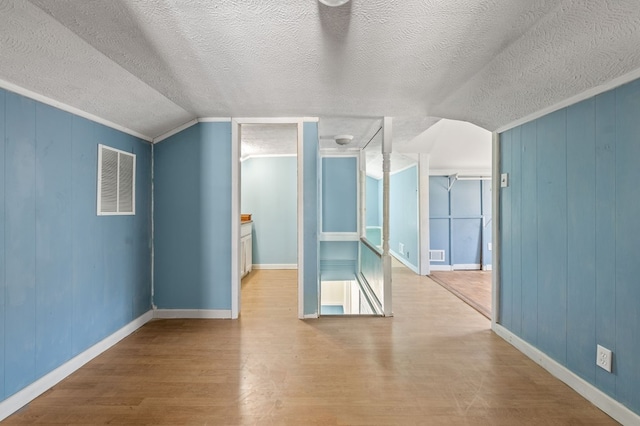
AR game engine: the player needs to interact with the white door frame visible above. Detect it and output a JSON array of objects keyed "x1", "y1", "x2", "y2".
[{"x1": 231, "y1": 118, "x2": 305, "y2": 319}]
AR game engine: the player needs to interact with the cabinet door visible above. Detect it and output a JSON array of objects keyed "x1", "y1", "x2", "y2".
[
  {"x1": 245, "y1": 235, "x2": 252, "y2": 273},
  {"x1": 240, "y1": 238, "x2": 247, "y2": 277}
]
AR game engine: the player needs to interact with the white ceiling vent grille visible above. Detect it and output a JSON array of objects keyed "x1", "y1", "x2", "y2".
[
  {"x1": 97, "y1": 144, "x2": 136, "y2": 215},
  {"x1": 429, "y1": 250, "x2": 445, "y2": 262}
]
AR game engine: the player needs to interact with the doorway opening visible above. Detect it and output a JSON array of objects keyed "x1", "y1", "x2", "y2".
[{"x1": 232, "y1": 119, "x2": 304, "y2": 319}]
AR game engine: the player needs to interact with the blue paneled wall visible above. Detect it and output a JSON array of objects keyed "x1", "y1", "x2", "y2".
[
  {"x1": 390, "y1": 165, "x2": 418, "y2": 270},
  {"x1": 499, "y1": 78, "x2": 640, "y2": 414},
  {"x1": 153, "y1": 122, "x2": 232, "y2": 310},
  {"x1": 153, "y1": 121, "x2": 319, "y2": 317},
  {"x1": 429, "y1": 176, "x2": 491, "y2": 269},
  {"x1": 0, "y1": 88, "x2": 151, "y2": 401},
  {"x1": 242, "y1": 157, "x2": 297, "y2": 266}
]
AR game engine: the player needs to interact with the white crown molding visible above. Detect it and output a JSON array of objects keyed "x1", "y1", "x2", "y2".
[
  {"x1": 390, "y1": 163, "x2": 418, "y2": 176},
  {"x1": 0, "y1": 310, "x2": 153, "y2": 422},
  {"x1": 319, "y1": 149, "x2": 360, "y2": 156},
  {"x1": 198, "y1": 117, "x2": 232, "y2": 122},
  {"x1": 152, "y1": 119, "x2": 198, "y2": 144},
  {"x1": 240, "y1": 153, "x2": 297, "y2": 162},
  {"x1": 496, "y1": 67, "x2": 640, "y2": 133},
  {"x1": 0, "y1": 78, "x2": 153, "y2": 142},
  {"x1": 429, "y1": 265, "x2": 454, "y2": 271},
  {"x1": 429, "y1": 168, "x2": 492, "y2": 177}
]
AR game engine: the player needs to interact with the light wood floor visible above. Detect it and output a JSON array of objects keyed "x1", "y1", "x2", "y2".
[
  {"x1": 430, "y1": 270, "x2": 492, "y2": 319},
  {"x1": 4, "y1": 268, "x2": 616, "y2": 425}
]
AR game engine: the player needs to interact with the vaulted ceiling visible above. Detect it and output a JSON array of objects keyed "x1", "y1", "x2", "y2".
[{"x1": 1, "y1": 0, "x2": 640, "y2": 148}]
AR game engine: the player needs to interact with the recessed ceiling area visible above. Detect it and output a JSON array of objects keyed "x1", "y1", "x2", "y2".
[{"x1": 1, "y1": 0, "x2": 639, "y2": 143}]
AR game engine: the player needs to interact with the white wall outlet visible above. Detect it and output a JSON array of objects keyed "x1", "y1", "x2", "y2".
[
  {"x1": 399, "y1": 243, "x2": 404, "y2": 255},
  {"x1": 596, "y1": 344, "x2": 612, "y2": 373},
  {"x1": 488, "y1": 242, "x2": 492, "y2": 251},
  {"x1": 500, "y1": 173, "x2": 509, "y2": 188}
]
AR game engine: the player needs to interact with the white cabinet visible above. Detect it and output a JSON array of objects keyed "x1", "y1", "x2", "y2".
[{"x1": 240, "y1": 221, "x2": 253, "y2": 278}]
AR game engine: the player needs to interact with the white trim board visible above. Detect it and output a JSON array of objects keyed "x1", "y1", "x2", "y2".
[
  {"x1": 429, "y1": 168, "x2": 492, "y2": 177},
  {"x1": 0, "y1": 78, "x2": 153, "y2": 142},
  {"x1": 496, "y1": 67, "x2": 640, "y2": 133},
  {"x1": 389, "y1": 250, "x2": 419, "y2": 273},
  {"x1": 452, "y1": 263, "x2": 481, "y2": 270},
  {"x1": 241, "y1": 153, "x2": 297, "y2": 162},
  {"x1": 493, "y1": 324, "x2": 640, "y2": 426},
  {"x1": 390, "y1": 162, "x2": 418, "y2": 176},
  {"x1": 152, "y1": 119, "x2": 198, "y2": 143},
  {"x1": 0, "y1": 310, "x2": 154, "y2": 422},
  {"x1": 198, "y1": 117, "x2": 232, "y2": 123},
  {"x1": 153, "y1": 309, "x2": 232, "y2": 319},
  {"x1": 319, "y1": 233, "x2": 360, "y2": 242},
  {"x1": 153, "y1": 118, "x2": 233, "y2": 143},
  {"x1": 319, "y1": 149, "x2": 360, "y2": 156},
  {"x1": 429, "y1": 265, "x2": 454, "y2": 271},
  {"x1": 252, "y1": 264, "x2": 298, "y2": 270}
]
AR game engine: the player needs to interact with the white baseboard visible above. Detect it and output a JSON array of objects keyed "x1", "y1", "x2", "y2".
[
  {"x1": 453, "y1": 263, "x2": 481, "y2": 270},
  {"x1": 493, "y1": 323, "x2": 640, "y2": 425},
  {"x1": 153, "y1": 309, "x2": 232, "y2": 319},
  {"x1": 252, "y1": 264, "x2": 297, "y2": 270},
  {"x1": 302, "y1": 313, "x2": 319, "y2": 319},
  {"x1": 0, "y1": 310, "x2": 154, "y2": 422},
  {"x1": 389, "y1": 250, "x2": 419, "y2": 273},
  {"x1": 482, "y1": 265, "x2": 493, "y2": 271},
  {"x1": 429, "y1": 265, "x2": 453, "y2": 271}
]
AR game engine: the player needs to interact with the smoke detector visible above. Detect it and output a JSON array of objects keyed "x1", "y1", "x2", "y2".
[
  {"x1": 319, "y1": 0, "x2": 350, "y2": 6},
  {"x1": 335, "y1": 134, "x2": 354, "y2": 145}
]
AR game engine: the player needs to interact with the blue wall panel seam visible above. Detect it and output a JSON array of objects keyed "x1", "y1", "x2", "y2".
[
  {"x1": 564, "y1": 114, "x2": 568, "y2": 363},
  {"x1": 2, "y1": 90, "x2": 5, "y2": 397},
  {"x1": 613, "y1": 88, "x2": 618, "y2": 397}
]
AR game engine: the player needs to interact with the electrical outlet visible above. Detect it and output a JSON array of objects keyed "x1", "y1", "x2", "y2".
[
  {"x1": 399, "y1": 243, "x2": 404, "y2": 255},
  {"x1": 488, "y1": 242, "x2": 492, "y2": 251},
  {"x1": 596, "y1": 345, "x2": 612, "y2": 373}
]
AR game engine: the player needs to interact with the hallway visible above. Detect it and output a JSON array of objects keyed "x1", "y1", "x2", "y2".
[
  {"x1": 4, "y1": 269, "x2": 616, "y2": 425},
  {"x1": 429, "y1": 270, "x2": 492, "y2": 319}
]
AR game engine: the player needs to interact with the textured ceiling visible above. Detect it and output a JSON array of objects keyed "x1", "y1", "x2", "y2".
[{"x1": 2, "y1": 0, "x2": 640, "y2": 143}]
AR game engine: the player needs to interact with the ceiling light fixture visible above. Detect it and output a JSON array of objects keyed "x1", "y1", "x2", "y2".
[
  {"x1": 335, "y1": 134, "x2": 354, "y2": 145},
  {"x1": 318, "y1": 0, "x2": 351, "y2": 6}
]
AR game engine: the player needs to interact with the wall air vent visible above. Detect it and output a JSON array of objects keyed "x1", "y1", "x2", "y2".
[
  {"x1": 97, "y1": 144, "x2": 136, "y2": 215},
  {"x1": 429, "y1": 250, "x2": 445, "y2": 262}
]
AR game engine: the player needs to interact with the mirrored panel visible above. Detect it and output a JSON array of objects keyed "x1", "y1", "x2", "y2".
[{"x1": 362, "y1": 126, "x2": 383, "y2": 249}]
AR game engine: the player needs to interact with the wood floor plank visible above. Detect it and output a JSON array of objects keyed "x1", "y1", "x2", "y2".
[
  {"x1": 3, "y1": 268, "x2": 617, "y2": 425},
  {"x1": 430, "y1": 270, "x2": 492, "y2": 318}
]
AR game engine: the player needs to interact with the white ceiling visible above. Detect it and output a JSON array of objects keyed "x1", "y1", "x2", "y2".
[{"x1": 2, "y1": 0, "x2": 640, "y2": 148}]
